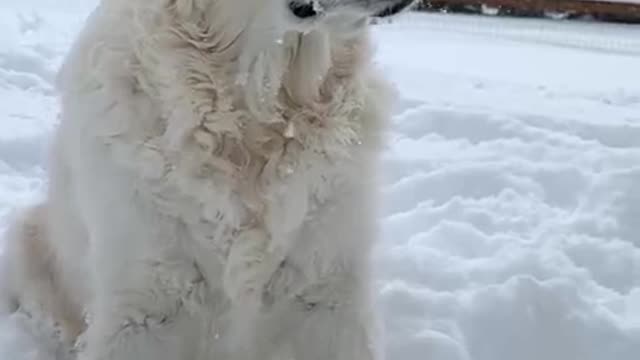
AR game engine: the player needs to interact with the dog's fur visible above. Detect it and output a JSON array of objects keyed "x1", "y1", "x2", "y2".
[{"x1": 0, "y1": 1, "x2": 407, "y2": 359}]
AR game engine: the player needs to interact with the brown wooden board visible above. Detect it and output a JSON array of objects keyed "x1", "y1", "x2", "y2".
[{"x1": 417, "y1": 0, "x2": 640, "y2": 23}]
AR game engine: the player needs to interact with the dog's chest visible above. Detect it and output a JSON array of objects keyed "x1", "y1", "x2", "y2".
[
  {"x1": 188, "y1": 132, "x2": 358, "y2": 248},
  {"x1": 102, "y1": 64, "x2": 367, "y2": 260},
  {"x1": 128, "y1": 114, "x2": 362, "y2": 258}
]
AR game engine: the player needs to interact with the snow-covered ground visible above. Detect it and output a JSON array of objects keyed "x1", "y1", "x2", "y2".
[{"x1": 1, "y1": 2, "x2": 640, "y2": 360}]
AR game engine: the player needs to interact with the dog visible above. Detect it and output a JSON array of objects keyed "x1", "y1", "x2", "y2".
[{"x1": 0, "y1": 1, "x2": 414, "y2": 359}]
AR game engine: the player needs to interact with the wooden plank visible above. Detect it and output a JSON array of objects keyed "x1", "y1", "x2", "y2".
[{"x1": 418, "y1": 0, "x2": 640, "y2": 23}]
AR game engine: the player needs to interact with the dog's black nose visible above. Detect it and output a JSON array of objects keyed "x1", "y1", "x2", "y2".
[{"x1": 289, "y1": 1, "x2": 318, "y2": 19}]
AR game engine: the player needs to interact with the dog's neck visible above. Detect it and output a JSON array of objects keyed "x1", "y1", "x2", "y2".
[{"x1": 131, "y1": 0, "x2": 371, "y2": 115}]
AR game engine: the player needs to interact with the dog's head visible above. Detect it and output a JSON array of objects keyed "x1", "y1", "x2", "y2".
[
  {"x1": 190, "y1": 0, "x2": 415, "y2": 36},
  {"x1": 284, "y1": 0, "x2": 416, "y2": 31}
]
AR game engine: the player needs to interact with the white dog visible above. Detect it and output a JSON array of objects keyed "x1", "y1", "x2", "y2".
[{"x1": 0, "y1": 0, "x2": 413, "y2": 359}]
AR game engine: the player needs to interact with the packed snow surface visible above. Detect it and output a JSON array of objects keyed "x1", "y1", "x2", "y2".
[{"x1": 1, "y1": 2, "x2": 639, "y2": 360}]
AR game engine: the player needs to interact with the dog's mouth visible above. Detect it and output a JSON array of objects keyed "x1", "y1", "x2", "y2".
[{"x1": 372, "y1": 0, "x2": 415, "y2": 18}]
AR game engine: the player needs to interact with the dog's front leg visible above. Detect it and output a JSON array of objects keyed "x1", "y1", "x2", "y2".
[
  {"x1": 78, "y1": 303, "x2": 193, "y2": 360},
  {"x1": 225, "y1": 273, "x2": 382, "y2": 360},
  {"x1": 221, "y1": 227, "x2": 297, "y2": 360},
  {"x1": 77, "y1": 249, "x2": 204, "y2": 360},
  {"x1": 289, "y1": 281, "x2": 382, "y2": 360},
  {"x1": 222, "y1": 227, "x2": 287, "y2": 305},
  {"x1": 287, "y1": 180, "x2": 383, "y2": 360},
  {"x1": 72, "y1": 191, "x2": 203, "y2": 360}
]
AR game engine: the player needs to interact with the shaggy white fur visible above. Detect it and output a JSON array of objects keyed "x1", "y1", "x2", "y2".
[{"x1": 0, "y1": 0, "x2": 410, "y2": 359}]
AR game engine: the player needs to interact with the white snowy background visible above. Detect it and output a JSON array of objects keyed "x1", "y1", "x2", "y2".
[{"x1": 1, "y1": 1, "x2": 640, "y2": 360}]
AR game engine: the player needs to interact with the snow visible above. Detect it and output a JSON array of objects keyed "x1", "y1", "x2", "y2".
[
  {"x1": 374, "y1": 13, "x2": 640, "y2": 360},
  {"x1": 1, "y1": 2, "x2": 640, "y2": 360}
]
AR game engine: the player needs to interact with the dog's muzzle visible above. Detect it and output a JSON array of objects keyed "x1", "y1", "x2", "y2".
[{"x1": 288, "y1": 0, "x2": 415, "y2": 20}]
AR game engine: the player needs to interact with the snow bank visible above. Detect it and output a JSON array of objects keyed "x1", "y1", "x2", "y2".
[
  {"x1": 1, "y1": 4, "x2": 639, "y2": 360},
  {"x1": 0, "y1": 3, "x2": 91, "y2": 236},
  {"x1": 374, "y1": 13, "x2": 640, "y2": 360}
]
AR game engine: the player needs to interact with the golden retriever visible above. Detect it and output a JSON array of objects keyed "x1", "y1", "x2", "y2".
[{"x1": 0, "y1": 1, "x2": 414, "y2": 359}]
